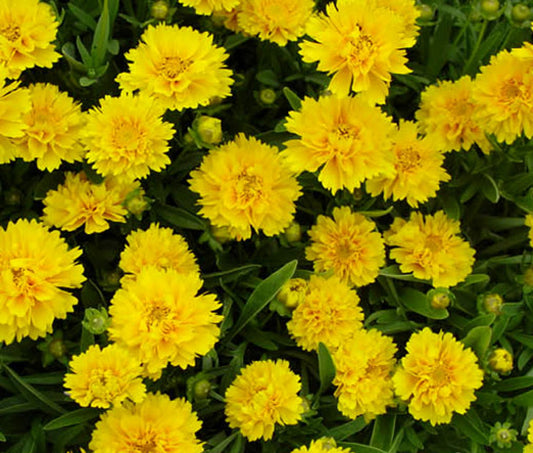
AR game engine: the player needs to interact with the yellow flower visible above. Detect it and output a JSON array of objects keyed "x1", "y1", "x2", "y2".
[
  {"x1": 0, "y1": 66, "x2": 31, "y2": 164},
  {"x1": 282, "y1": 94, "x2": 395, "y2": 193},
  {"x1": 89, "y1": 393, "x2": 203, "y2": 453},
  {"x1": 277, "y1": 278, "x2": 308, "y2": 309},
  {"x1": 64, "y1": 344, "x2": 146, "y2": 409},
  {"x1": 237, "y1": 0, "x2": 314, "y2": 46},
  {"x1": 333, "y1": 328, "x2": 397, "y2": 420},
  {"x1": 393, "y1": 328, "x2": 483, "y2": 425},
  {"x1": 528, "y1": 418, "x2": 533, "y2": 443},
  {"x1": 13, "y1": 83, "x2": 84, "y2": 171},
  {"x1": 117, "y1": 24, "x2": 233, "y2": 111},
  {"x1": 108, "y1": 267, "x2": 221, "y2": 378},
  {"x1": 291, "y1": 438, "x2": 352, "y2": 453},
  {"x1": 416, "y1": 76, "x2": 491, "y2": 153},
  {"x1": 306, "y1": 206, "x2": 385, "y2": 287},
  {"x1": 287, "y1": 275, "x2": 363, "y2": 351},
  {"x1": 189, "y1": 133, "x2": 301, "y2": 240},
  {"x1": 472, "y1": 48, "x2": 533, "y2": 144},
  {"x1": 119, "y1": 224, "x2": 200, "y2": 283},
  {"x1": 42, "y1": 172, "x2": 139, "y2": 235},
  {"x1": 179, "y1": 0, "x2": 239, "y2": 15},
  {"x1": 0, "y1": 0, "x2": 60, "y2": 78},
  {"x1": 366, "y1": 120, "x2": 450, "y2": 207},
  {"x1": 526, "y1": 214, "x2": 533, "y2": 247},
  {"x1": 526, "y1": 444, "x2": 533, "y2": 453},
  {"x1": 0, "y1": 219, "x2": 85, "y2": 344},
  {"x1": 299, "y1": 0, "x2": 412, "y2": 103},
  {"x1": 385, "y1": 211, "x2": 475, "y2": 288},
  {"x1": 84, "y1": 93, "x2": 174, "y2": 180},
  {"x1": 372, "y1": 0, "x2": 420, "y2": 44},
  {"x1": 212, "y1": 7, "x2": 242, "y2": 33},
  {"x1": 225, "y1": 359, "x2": 303, "y2": 441},
  {"x1": 488, "y1": 348, "x2": 513, "y2": 374}
]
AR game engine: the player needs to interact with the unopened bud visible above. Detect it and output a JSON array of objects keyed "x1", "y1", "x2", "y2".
[
  {"x1": 417, "y1": 4, "x2": 434, "y2": 22},
  {"x1": 511, "y1": 4, "x2": 531, "y2": 23},
  {"x1": 283, "y1": 221, "x2": 302, "y2": 243},
  {"x1": 277, "y1": 278, "x2": 308, "y2": 308},
  {"x1": 193, "y1": 379, "x2": 211, "y2": 399},
  {"x1": 259, "y1": 88, "x2": 277, "y2": 105},
  {"x1": 49, "y1": 338, "x2": 67, "y2": 358},
  {"x1": 124, "y1": 188, "x2": 150, "y2": 219},
  {"x1": 211, "y1": 224, "x2": 233, "y2": 244},
  {"x1": 195, "y1": 116, "x2": 223, "y2": 145},
  {"x1": 82, "y1": 307, "x2": 110, "y2": 335},
  {"x1": 151, "y1": 1, "x2": 169, "y2": 20},
  {"x1": 480, "y1": 0, "x2": 500, "y2": 20},
  {"x1": 488, "y1": 348, "x2": 513, "y2": 374},
  {"x1": 483, "y1": 293, "x2": 503, "y2": 315}
]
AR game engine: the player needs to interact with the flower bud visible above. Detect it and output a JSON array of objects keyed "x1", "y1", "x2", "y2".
[
  {"x1": 512, "y1": 4, "x2": 530, "y2": 23},
  {"x1": 417, "y1": 4, "x2": 434, "y2": 22},
  {"x1": 482, "y1": 293, "x2": 503, "y2": 315},
  {"x1": 277, "y1": 278, "x2": 308, "y2": 308},
  {"x1": 195, "y1": 116, "x2": 223, "y2": 145},
  {"x1": 427, "y1": 288, "x2": 453, "y2": 309},
  {"x1": 193, "y1": 379, "x2": 212, "y2": 399},
  {"x1": 151, "y1": 1, "x2": 169, "y2": 20},
  {"x1": 524, "y1": 267, "x2": 533, "y2": 287},
  {"x1": 124, "y1": 188, "x2": 150, "y2": 219},
  {"x1": 488, "y1": 348, "x2": 513, "y2": 374},
  {"x1": 259, "y1": 88, "x2": 277, "y2": 105},
  {"x1": 480, "y1": 0, "x2": 500, "y2": 20},
  {"x1": 82, "y1": 307, "x2": 110, "y2": 335},
  {"x1": 49, "y1": 337, "x2": 67, "y2": 359},
  {"x1": 211, "y1": 224, "x2": 233, "y2": 244},
  {"x1": 283, "y1": 221, "x2": 302, "y2": 243},
  {"x1": 489, "y1": 422, "x2": 517, "y2": 449}
]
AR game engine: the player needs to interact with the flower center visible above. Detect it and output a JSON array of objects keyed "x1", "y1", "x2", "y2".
[
  {"x1": 346, "y1": 28, "x2": 375, "y2": 69},
  {"x1": 11, "y1": 266, "x2": 36, "y2": 293},
  {"x1": 0, "y1": 24, "x2": 21, "y2": 42},
  {"x1": 327, "y1": 124, "x2": 360, "y2": 159},
  {"x1": 88, "y1": 369, "x2": 120, "y2": 400},
  {"x1": 147, "y1": 303, "x2": 170, "y2": 323},
  {"x1": 159, "y1": 56, "x2": 191, "y2": 79},
  {"x1": 334, "y1": 237, "x2": 361, "y2": 261},
  {"x1": 111, "y1": 120, "x2": 144, "y2": 152},
  {"x1": 129, "y1": 436, "x2": 158, "y2": 453},
  {"x1": 501, "y1": 80, "x2": 522, "y2": 99},
  {"x1": 235, "y1": 171, "x2": 263, "y2": 204},
  {"x1": 424, "y1": 234, "x2": 443, "y2": 253},
  {"x1": 395, "y1": 146, "x2": 421, "y2": 173},
  {"x1": 430, "y1": 363, "x2": 449, "y2": 385}
]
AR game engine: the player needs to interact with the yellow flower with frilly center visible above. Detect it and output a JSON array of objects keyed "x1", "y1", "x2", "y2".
[
  {"x1": 291, "y1": 438, "x2": 352, "y2": 453},
  {"x1": 117, "y1": 24, "x2": 233, "y2": 111},
  {"x1": 178, "y1": 0, "x2": 239, "y2": 15},
  {"x1": 225, "y1": 359, "x2": 303, "y2": 441},
  {"x1": 306, "y1": 206, "x2": 385, "y2": 287},
  {"x1": 89, "y1": 393, "x2": 203, "y2": 453},
  {"x1": 13, "y1": 83, "x2": 85, "y2": 171},
  {"x1": 189, "y1": 133, "x2": 301, "y2": 240},
  {"x1": 393, "y1": 328, "x2": 483, "y2": 425},
  {"x1": 64, "y1": 344, "x2": 146, "y2": 409},
  {"x1": 0, "y1": 219, "x2": 85, "y2": 344},
  {"x1": 0, "y1": 0, "x2": 60, "y2": 78}
]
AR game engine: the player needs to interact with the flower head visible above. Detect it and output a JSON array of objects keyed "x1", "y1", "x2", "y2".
[
  {"x1": 89, "y1": 393, "x2": 203, "y2": 453},
  {"x1": 282, "y1": 94, "x2": 395, "y2": 193},
  {"x1": 189, "y1": 133, "x2": 301, "y2": 240},
  {"x1": 416, "y1": 76, "x2": 491, "y2": 153},
  {"x1": 372, "y1": 0, "x2": 420, "y2": 44},
  {"x1": 526, "y1": 214, "x2": 533, "y2": 247},
  {"x1": 306, "y1": 206, "x2": 385, "y2": 287},
  {"x1": 117, "y1": 24, "x2": 233, "y2": 111},
  {"x1": 488, "y1": 348, "x2": 513, "y2": 374},
  {"x1": 472, "y1": 48, "x2": 533, "y2": 144},
  {"x1": 277, "y1": 278, "x2": 308, "y2": 309},
  {"x1": 0, "y1": 67, "x2": 31, "y2": 164},
  {"x1": 366, "y1": 120, "x2": 450, "y2": 207},
  {"x1": 42, "y1": 172, "x2": 139, "y2": 234},
  {"x1": 108, "y1": 267, "x2": 221, "y2": 378},
  {"x1": 291, "y1": 438, "x2": 352, "y2": 453},
  {"x1": 225, "y1": 359, "x2": 303, "y2": 441},
  {"x1": 0, "y1": 0, "x2": 60, "y2": 78},
  {"x1": 385, "y1": 211, "x2": 475, "y2": 287},
  {"x1": 179, "y1": 0, "x2": 239, "y2": 15},
  {"x1": 299, "y1": 0, "x2": 412, "y2": 103},
  {"x1": 84, "y1": 93, "x2": 174, "y2": 180},
  {"x1": 13, "y1": 83, "x2": 84, "y2": 171},
  {"x1": 333, "y1": 328, "x2": 397, "y2": 420},
  {"x1": 0, "y1": 219, "x2": 85, "y2": 343},
  {"x1": 119, "y1": 224, "x2": 200, "y2": 282},
  {"x1": 393, "y1": 328, "x2": 483, "y2": 425},
  {"x1": 287, "y1": 275, "x2": 363, "y2": 352},
  {"x1": 64, "y1": 344, "x2": 146, "y2": 409},
  {"x1": 237, "y1": 0, "x2": 314, "y2": 46}
]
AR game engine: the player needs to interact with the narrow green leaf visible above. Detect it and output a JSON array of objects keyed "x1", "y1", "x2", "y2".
[
  {"x1": 43, "y1": 408, "x2": 101, "y2": 431},
  {"x1": 154, "y1": 203, "x2": 206, "y2": 230},
  {"x1": 317, "y1": 342, "x2": 336, "y2": 395},
  {"x1": 75, "y1": 37, "x2": 92, "y2": 67},
  {"x1": 370, "y1": 414, "x2": 395, "y2": 451},
  {"x1": 91, "y1": 0, "x2": 110, "y2": 67},
  {"x1": 462, "y1": 326, "x2": 492, "y2": 359},
  {"x1": 202, "y1": 264, "x2": 261, "y2": 281},
  {"x1": 283, "y1": 87, "x2": 302, "y2": 110},
  {"x1": 327, "y1": 418, "x2": 367, "y2": 440},
  {"x1": 0, "y1": 431, "x2": 5, "y2": 442},
  {"x1": 67, "y1": 4, "x2": 97, "y2": 30},
  {"x1": 513, "y1": 388, "x2": 533, "y2": 406},
  {"x1": 226, "y1": 260, "x2": 297, "y2": 341},
  {"x1": 460, "y1": 274, "x2": 490, "y2": 287},
  {"x1": 481, "y1": 174, "x2": 499, "y2": 203},
  {"x1": 207, "y1": 432, "x2": 238, "y2": 453},
  {"x1": 256, "y1": 70, "x2": 279, "y2": 88},
  {"x1": 453, "y1": 412, "x2": 489, "y2": 445},
  {"x1": 400, "y1": 288, "x2": 449, "y2": 320},
  {"x1": 378, "y1": 265, "x2": 426, "y2": 283},
  {"x1": 3, "y1": 365, "x2": 66, "y2": 415},
  {"x1": 223, "y1": 33, "x2": 249, "y2": 50},
  {"x1": 0, "y1": 395, "x2": 37, "y2": 415},
  {"x1": 494, "y1": 376, "x2": 533, "y2": 392},
  {"x1": 508, "y1": 332, "x2": 533, "y2": 350},
  {"x1": 338, "y1": 443, "x2": 386, "y2": 453}
]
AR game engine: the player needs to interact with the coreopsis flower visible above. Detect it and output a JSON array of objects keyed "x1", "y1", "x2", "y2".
[
  {"x1": 366, "y1": 120, "x2": 450, "y2": 207},
  {"x1": 212, "y1": 7, "x2": 242, "y2": 33},
  {"x1": 333, "y1": 328, "x2": 397, "y2": 420},
  {"x1": 472, "y1": 48, "x2": 533, "y2": 144},
  {"x1": 189, "y1": 134, "x2": 301, "y2": 240},
  {"x1": 225, "y1": 359, "x2": 303, "y2": 441},
  {"x1": 0, "y1": 66, "x2": 30, "y2": 164},
  {"x1": 237, "y1": 0, "x2": 314, "y2": 46},
  {"x1": 0, "y1": 219, "x2": 85, "y2": 344},
  {"x1": 64, "y1": 344, "x2": 146, "y2": 409},
  {"x1": 291, "y1": 438, "x2": 352, "y2": 453},
  {"x1": 108, "y1": 267, "x2": 221, "y2": 378},
  {"x1": 117, "y1": 24, "x2": 233, "y2": 111},
  {"x1": 42, "y1": 172, "x2": 139, "y2": 234},
  {"x1": 385, "y1": 211, "x2": 475, "y2": 287},
  {"x1": 179, "y1": 0, "x2": 239, "y2": 15},
  {"x1": 0, "y1": 0, "x2": 60, "y2": 78},
  {"x1": 282, "y1": 94, "x2": 395, "y2": 193},
  {"x1": 89, "y1": 393, "x2": 203, "y2": 453},
  {"x1": 119, "y1": 224, "x2": 200, "y2": 282},
  {"x1": 306, "y1": 207, "x2": 385, "y2": 287},
  {"x1": 526, "y1": 214, "x2": 533, "y2": 247},
  {"x1": 488, "y1": 348, "x2": 513, "y2": 374},
  {"x1": 13, "y1": 83, "x2": 84, "y2": 171},
  {"x1": 416, "y1": 76, "x2": 491, "y2": 153},
  {"x1": 393, "y1": 328, "x2": 483, "y2": 425},
  {"x1": 84, "y1": 93, "x2": 174, "y2": 180},
  {"x1": 372, "y1": 0, "x2": 420, "y2": 44},
  {"x1": 299, "y1": 0, "x2": 412, "y2": 103},
  {"x1": 287, "y1": 275, "x2": 363, "y2": 352}
]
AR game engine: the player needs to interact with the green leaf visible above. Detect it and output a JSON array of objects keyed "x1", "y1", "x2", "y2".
[
  {"x1": 460, "y1": 274, "x2": 490, "y2": 287},
  {"x1": 2, "y1": 365, "x2": 66, "y2": 415},
  {"x1": 378, "y1": 265, "x2": 426, "y2": 283},
  {"x1": 508, "y1": 332, "x2": 533, "y2": 350},
  {"x1": 513, "y1": 388, "x2": 533, "y2": 406},
  {"x1": 91, "y1": 0, "x2": 110, "y2": 67},
  {"x1": 317, "y1": 342, "x2": 336, "y2": 396},
  {"x1": 67, "y1": 4, "x2": 97, "y2": 30},
  {"x1": 207, "y1": 432, "x2": 238, "y2": 453},
  {"x1": 256, "y1": 70, "x2": 279, "y2": 88},
  {"x1": 226, "y1": 260, "x2": 297, "y2": 341},
  {"x1": 153, "y1": 203, "x2": 207, "y2": 230},
  {"x1": 223, "y1": 33, "x2": 249, "y2": 50},
  {"x1": 452, "y1": 411, "x2": 489, "y2": 446},
  {"x1": 462, "y1": 326, "x2": 492, "y2": 359},
  {"x1": 370, "y1": 414, "x2": 395, "y2": 451},
  {"x1": 43, "y1": 408, "x2": 101, "y2": 431},
  {"x1": 400, "y1": 288, "x2": 449, "y2": 319},
  {"x1": 327, "y1": 418, "x2": 367, "y2": 441},
  {"x1": 481, "y1": 174, "x2": 500, "y2": 203},
  {"x1": 338, "y1": 443, "x2": 386, "y2": 453},
  {"x1": 0, "y1": 396, "x2": 37, "y2": 415},
  {"x1": 282, "y1": 87, "x2": 302, "y2": 110},
  {"x1": 0, "y1": 431, "x2": 5, "y2": 442},
  {"x1": 494, "y1": 376, "x2": 533, "y2": 392},
  {"x1": 202, "y1": 264, "x2": 261, "y2": 282},
  {"x1": 75, "y1": 37, "x2": 92, "y2": 67}
]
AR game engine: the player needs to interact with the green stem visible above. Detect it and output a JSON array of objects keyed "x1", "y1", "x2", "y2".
[{"x1": 463, "y1": 20, "x2": 488, "y2": 75}]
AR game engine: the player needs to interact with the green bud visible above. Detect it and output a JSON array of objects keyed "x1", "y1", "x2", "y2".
[
  {"x1": 151, "y1": 1, "x2": 169, "y2": 20},
  {"x1": 259, "y1": 88, "x2": 277, "y2": 104},
  {"x1": 480, "y1": 0, "x2": 500, "y2": 20},
  {"x1": 193, "y1": 379, "x2": 212, "y2": 399},
  {"x1": 427, "y1": 288, "x2": 454, "y2": 309},
  {"x1": 195, "y1": 116, "x2": 223, "y2": 145},
  {"x1": 511, "y1": 4, "x2": 531, "y2": 23},
  {"x1": 82, "y1": 307, "x2": 110, "y2": 335},
  {"x1": 283, "y1": 221, "x2": 302, "y2": 243},
  {"x1": 4, "y1": 188, "x2": 22, "y2": 206},
  {"x1": 417, "y1": 4, "x2": 434, "y2": 22},
  {"x1": 48, "y1": 337, "x2": 67, "y2": 359},
  {"x1": 489, "y1": 422, "x2": 517, "y2": 449},
  {"x1": 482, "y1": 293, "x2": 503, "y2": 315}
]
